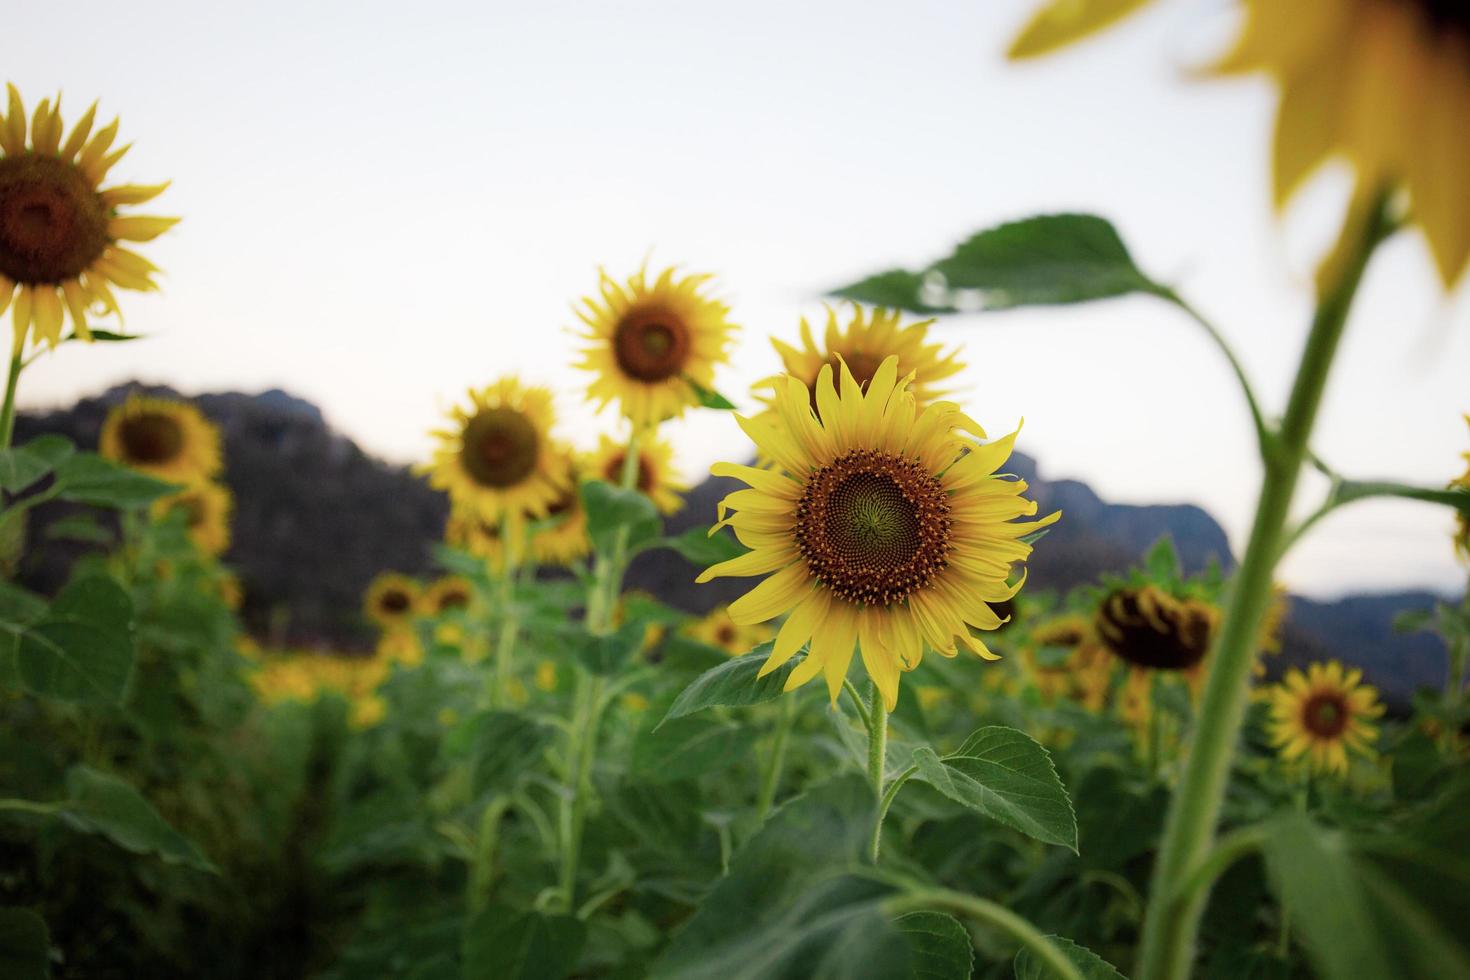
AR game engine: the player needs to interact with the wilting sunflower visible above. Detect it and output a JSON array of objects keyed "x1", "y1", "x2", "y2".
[
  {"x1": 0, "y1": 85, "x2": 177, "y2": 351},
  {"x1": 364, "y1": 573, "x2": 421, "y2": 630},
  {"x1": 1024, "y1": 614, "x2": 1113, "y2": 709},
  {"x1": 100, "y1": 394, "x2": 220, "y2": 483},
  {"x1": 590, "y1": 432, "x2": 686, "y2": 515},
  {"x1": 152, "y1": 480, "x2": 232, "y2": 556},
  {"x1": 1009, "y1": 0, "x2": 1470, "y2": 289},
  {"x1": 423, "y1": 377, "x2": 572, "y2": 529},
  {"x1": 686, "y1": 605, "x2": 774, "y2": 656},
  {"x1": 1266, "y1": 660, "x2": 1384, "y2": 775},
  {"x1": 575, "y1": 265, "x2": 738, "y2": 428},
  {"x1": 1452, "y1": 414, "x2": 1470, "y2": 562},
  {"x1": 761, "y1": 305, "x2": 964, "y2": 415},
  {"x1": 699, "y1": 356, "x2": 1058, "y2": 710},
  {"x1": 1095, "y1": 585, "x2": 1219, "y2": 685},
  {"x1": 420, "y1": 575, "x2": 473, "y2": 616}
]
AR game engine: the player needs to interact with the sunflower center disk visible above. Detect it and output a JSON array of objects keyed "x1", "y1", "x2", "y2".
[
  {"x1": 0, "y1": 155, "x2": 109, "y2": 285},
  {"x1": 1410, "y1": 0, "x2": 1470, "y2": 39},
  {"x1": 438, "y1": 590, "x2": 469, "y2": 611},
  {"x1": 380, "y1": 591, "x2": 411, "y2": 614},
  {"x1": 461, "y1": 408, "x2": 539, "y2": 489},
  {"x1": 613, "y1": 309, "x2": 690, "y2": 383},
  {"x1": 120, "y1": 413, "x2": 185, "y2": 464},
  {"x1": 795, "y1": 449, "x2": 950, "y2": 606},
  {"x1": 168, "y1": 496, "x2": 208, "y2": 527},
  {"x1": 603, "y1": 452, "x2": 653, "y2": 492},
  {"x1": 1303, "y1": 692, "x2": 1349, "y2": 739}
]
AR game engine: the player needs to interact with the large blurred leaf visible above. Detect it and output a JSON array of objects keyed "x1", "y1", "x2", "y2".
[
  {"x1": 449, "y1": 711, "x2": 555, "y2": 797},
  {"x1": 581, "y1": 479, "x2": 662, "y2": 557},
  {"x1": 1013, "y1": 935, "x2": 1126, "y2": 980},
  {"x1": 662, "y1": 526, "x2": 746, "y2": 567},
  {"x1": 0, "y1": 908, "x2": 49, "y2": 980},
  {"x1": 832, "y1": 215, "x2": 1162, "y2": 314},
  {"x1": 58, "y1": 766, "x2": 216, "y2": 872},
  {"x1": 651, "y1": 774, "x2": 907, "y2": 979},
  {"x1": 13, "y1": 574, "x2": 134, "y2": 705},
  {"x1": 52, "y1": 452, "x2": 177, "y2": 508},
  {"x1": 462, "y1": 904, "x2": 585, "y2": 980},
  {"x1": 896, "y1": 911, "x2": 972, "y2": 979},
  {"x1": 0, "y1": 434, "x2": 74, "y2": 493},
  {"x1": 911, "y1": 727, "x2": 1077, "y2": 851},
  {"x1": 659, "y1": 644, "x2": 804, "y2": 728},
  {"x1": 631, "y1": 716, "x2": 758, "y2": 784},
  {"x1": 574, "y1": 618, "x2": 650, "y2": 675}
]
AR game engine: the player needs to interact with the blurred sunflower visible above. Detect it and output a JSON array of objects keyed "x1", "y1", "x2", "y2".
[
  {"x1": 590, "y1": 432, "x2": 685, "y2": 515},
  {"x1": 575, "y1": 265, "x2": 737, "y2": 428},
  {"x1": 1024, "y1": 614, "x2": 1113, "y2": 709},
  {"x1": 364, "y1": 573, "x2": 420, "y2": 630},
  {"x1": 100, "y1": 395, "x2": 220, "y2": 483},
  {"x1": 445, "y1": 507, "x2": 507, "y2": 562},
  {"x1": 1095, "y1": 585, "x2": 1219, "y2": 691},
  {"x1": 1452, "y1": 414, "x2": 1469, "y2": 562},
  {"x1": 761, "y1": 305, "x2": 964, "y2": 415},
  {"x1": 421, "y1": 575, "x2": 473, "y2": 616},
  {"x1": 1266, "y1": 660, "x2": 1384, "y2": 775},
  {"x1": 0, "y1": 84, "x2": 177, "y2": 351},
  {"x1": 376, "y1": 627, "x2": 423, "y2": 668},
  {"x1": 699, "y1": 356, "x2": 1058, "y2": 710},
  {"x1": 422, "y1": 377, "x2": 572, "y2": 529},
  {"x1": 1009, "y1": 0, "x2": 1470, "y2": 289},
  {"x1": 529, "y1": 453, "x2": 593, "y2": 566},
  {"x1": 152, "y1": 480, "x2": 232, "y2": 556},
  {"x1": 685, "y1": 605, "x2": 773, "y2": 656}
]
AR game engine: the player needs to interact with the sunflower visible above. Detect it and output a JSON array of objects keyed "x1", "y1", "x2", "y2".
[
  {"x1": 686, "y1": 605, "x2": 774, "y2": 657},
  {"x1": 376, "y1": 627, "x2": 424, "y2": 668},
  {"x1": 1266, "y1": 660, "x2": 1384, "y2": 775},
  {"x1": 698, "y1": 356, "x2": 1058, "y2": 710},
  {"x1": 590, "y1": 432, "x2": 685, "y2": 515},
  {"x1": 443, "y1": 451, "x2": 591, "y2": 569},
  {"x1": 1009, "y1": 0, "x2": 1470, "y2": 289},
  {"x1": 151, "y1": 480, "x2": 232, "y2": 555},
  {"x1": 364, "y1": 572, "x2": 421, "y2": 630},
  {"x1": 421, "y1": 575, "x2": 473, "y2": 616},
  {"x1": 100, "y1": 394, "x2": 220, "y2": 484},
  {"x1": 1024, "y1": 614, "x2": 1113, "y2": 709},
  {"x1": 575, "y1": 264, "x2": 738, "y2": 428},
  {"x1": 761, "y1": 305, "x2": 964, "y2": 415},
  {"x1": 1095, "y1": 586, "x2": 1218, "y2": 683},
  {"x1": 422, "y1": 377, "x2": 572, "y2": 530},
  {"x1": 1452, "y1": 414, "x2": 1470, "y2": 562},
  {"x1": 0, "y1": 85, "x2": 177, "y2": 352}
]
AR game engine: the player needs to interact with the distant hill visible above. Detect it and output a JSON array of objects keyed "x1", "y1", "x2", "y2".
[{"x1": 14, "y1": 384, "x2": 1459, "y2": 705}]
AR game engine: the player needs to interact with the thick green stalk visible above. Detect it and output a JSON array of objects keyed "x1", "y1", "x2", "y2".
[
  {"x1": 0, "y1": 355, "x2": 23, "y2": 453},
  {"x1": 867, "y1": 682, "x2": 889, "y2": 863},
  {"x1": 1136, "y1": 190, "x2": 1393, "y2": 980},
  {"x1": 489, "y1": 564, "x2": 519, "y2": 708},
  {"x1": 468, "y1": 795, "x2": 510, "y2": 914}
]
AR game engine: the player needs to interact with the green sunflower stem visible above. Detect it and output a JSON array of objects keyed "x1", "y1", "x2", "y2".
[
  {"x1": 0, "y1": 354, "x2": 23, "y2": 453},
  {"x1": 755, "y1": 695, "x2": 796, "y2": 822},
  {"x1": 883, "y1": 888, "x2": 1083, "y2": 980},
  {"x1": 489, "y1": 562, "x2": 519, "y2": 709},
  {"x1": 1135, "y1": 187, "x2": 1394, "y2": 980},
  {"x1": 867, "y1": 681, "x2": 889, "y2": 863},
  {"x1": 468, "y1": 794, "x2": 510, "y2": 915}
]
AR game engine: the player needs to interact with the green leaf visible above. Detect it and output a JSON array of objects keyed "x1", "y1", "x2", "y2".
[
  {"x1": 0, "y1": 435, "x2": 74, "y2": 493},
  {"x1": 581, "y1": 479, "x2": 662, "y2": 557},
  {"x1": 651, "y1": 775, "x2": 907, "y2": 980},
  {"x1": 59, "y1": 328, "x2": 140, "y2": 344},
  {"x1": 0, "y1": 907, "x2": 49, "y2": 980},
  {"x1": 661, "y1": 526, "x2": 747, "y2": 567},
  {"x1": 462, "y1": 904, "x2": 585, "y2": 980},
  {"x1": 1336, "y1": 480, "x2": 1470, "y2": 514},
  {"x1": 452, "y1": 711, "x2": 554, "y2": 797},
  {"x1": 896, "y1": 911, "x2": 973, "y2": 980},
  {"x1": 631, "y1": 716, "x2": 758, "y2": 784},
  {"x1": 685, "y1": 376, "x2": 738, "y2": 410},
  {"x1": 1014, "y1": 935, "x2": 1126, "y2": 980},
  {"x1": 911, "y1": 727, "x2": 1077, "y2": 851},
  {"x1": 53, "y1": 453, "x2": 177, "y2": 508},
  {"x1": 59, "y1": 766, "x2": 216, "y2": 872},
  {"x1": 1144, "y1": 536, "x2": 1180, "y2": 584},
  {"x1": 44, "y1": 515, "x2": 115, "y2": 544},
  {"x1": 830, "y1": 214, "x2": 1163, "y2": 314},
  {"x1": 574, "y1": 618, "x2": 650, "y2": 676},
  {"x1": 659, "y1": 644, "x2": 804, "y2": 728},
  {"x1": 14, "y1": 574, "x2": 134, "y2": 705}
]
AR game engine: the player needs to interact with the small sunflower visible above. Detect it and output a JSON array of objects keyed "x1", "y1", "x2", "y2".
[
  {"x1": 0, "y1": 85, "x2": 177, "y2": 352},
  {"x1": 1095, "y1": 586, "x2": 1218, "y2": 682},
  {"x1": 99, "y1": 395, "x2": 221, "y2": 484},
  {"x1": 1266, "y1": 660, "x2": 1384, "y2": 775},
  {"x1": 590, "y1": 432, "x2": 686, "y2": 515},
  {"x1": 421, "y1": 575, "x2": 473, "y2": 616},
  {"x1": 529, "y1": 453, "x2": 593, "y2": 566},
  {"x1": 376, "y1": 628, "x2": 424, "y2": 668},
  {"x1": 761, "y1": 305, "x2": 964, "y2": 415},
  {"x1": 151, "y1": 480, "x2": 232, "y2": 556},
  {"x1": 698, "y1": 355, "x2": 1058, "y2": 710},
  {"x1": 1024, "y1": 614, "x2": 1113, "y2": 709},
  {"x1": 422, "y1": 377, "x2": 572, "y2": 529},
  {"x1": 1452, "y1": 414, "x2": 1469, "y2": 562},
  {"x1": 686, "y1": 605, "x2": 774, "y2": 656},
  {"x1": 575, "y1": 264, "x2": 738, "y2": 428},
  {"x1": 364, "y1": 573, "x2": 421, "y2": 630},
  {"x1": 1009, "y1": 0, "x2": 1470, "y2": 289}
]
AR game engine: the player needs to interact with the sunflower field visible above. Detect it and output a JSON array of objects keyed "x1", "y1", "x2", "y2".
[{"x1": 4, "y1": 2, "x2": 1470, "y2": 979}]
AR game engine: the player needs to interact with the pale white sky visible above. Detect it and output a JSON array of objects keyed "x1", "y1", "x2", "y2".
[{"x1": 11, "y1": 0, "x2": 1469, "y2": 598}]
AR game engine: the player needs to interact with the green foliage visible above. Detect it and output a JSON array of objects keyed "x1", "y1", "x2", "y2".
[
  {"x1": 1014, "y1": 935, "x2": 1127, "y2": 980},
  {"x1": 575, "y1": 618, "x2": 651, "y2": 675},
  {"x1": 684, "y1": 377, "x2": 738, "y2": 411},
  {"x1": 661, "y1": 525, "x2": 746, "y2": 567},
  {"x1": 57, "y1": 765, "x2": 217, "y2": 872},
  {"x1": 895, "y1": 911, "x2": 973, "y2": 979},
  {"x1": 631, "y1": 717, "x2": 757, "y2": 783},
  {"x1": 12, "y1": 574, "x2": 134, "y2": 704},
  {"x1": 0, "y1": 434, "x2": 75, "y2": 492},
  {"x1": 51, "y1": 453, "x2": 178, "y2": 508},
  {"x1": 462, "y1": 905, "x2": 586, "y2": 979},
  {"x1": 659, "y1": 644, "x2": 805, "y2": 726},
  {"x1": 0, "y1": 908, "x2": 50, "y2": 980},
  {"x1": 582, "y1": 479, "x2": 663, "y2": 556}
]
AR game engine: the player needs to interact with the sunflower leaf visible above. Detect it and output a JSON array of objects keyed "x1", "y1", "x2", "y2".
[
  {"x1": 0, "y1": 907, "x2": 50, "y2": 980},
  {"x1": 13, "y1": 574, "x2": 134, "y2": 705},
  {"x1": 52, "y1": 452, "x2": 179, "y2": 509},
  {"x1": 444, "y1": 711, "x2": 555, "y2": 798},
  {"x1": 0, "y1": 434, "x2": 75, "y2": 493},
  {"x1": 462, "y1": 904, "x2": 585, "y2": 980},
  {"x1": 896, "y1": 911, "x2": 973, "y2": 980},
  {"x1": 581, "y1": 479, "x2": 662, "y2": 557},
  {"x1": 685, "y1": 377, "x2": 737, "y2": 411},
  {"x1": 58, "y1": 329, "x2": 141, "y2": 344},
  {"x1": 631, "y1": 716, "x2": 757, "y2": 784},
  {"x1": 57, "y1": 766, "x2": 217, "y2": 872},
  {"x1": 661, "y1": 526, "x2": 746, "y2": 567},
  {"x1": 573, "y1": 618, "x2": 650, "y2": 676},
  {"x1": 911, "y1": 727, "x2": 1078, "y2": 851},
  {"x1": 1013, "y1": 935, "x2": 1126, "y2": 980},
  {"x1": 658, "y1": 643, "x2": 804, "y2": 729}
]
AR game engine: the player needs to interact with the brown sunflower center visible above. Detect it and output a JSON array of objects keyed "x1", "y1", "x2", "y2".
[
  {"x1": 1302, "y1": 691, "x2": 1350, "y2": 739},
  {"x1": 379, "y1": 590, "x2": 411, "y2": 614},
  {"x1": 602, "y1": 452, "x2": 654, "y2": 493},
  {"x1": 1096, "y1": 588, "x2": 1215, "y2": 672},
  {"x1": 167, "y1": 495, "x2": 207, "y2": 528},
  {"x1": 794, "y1": 449, "x2": 950, "y2": 606},
  {"x1": 461, "y1": 407, "x2": 539, "y2": 489},
  {"x1": 0, "y1": 154, "x2": 110, "y2": 285},
  {"x1": 613, "y1": 308, "x2": 690, "y2": 383},
  {"x1": 715, "y1": 624, "x2": 737, "y2": 645},
  {"x1": 436, "y1": 588, "x2": 470, "y2": 612},
  {"x1": 1403, "y1": 0, "x2": 1470, "y2": 39},
  {"x1": 119, "y1": 413, "x2": 185, "y2": 465}
]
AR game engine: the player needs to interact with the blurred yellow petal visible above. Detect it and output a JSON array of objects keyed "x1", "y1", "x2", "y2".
[
  {"x1": 60, "y1": 100, "x2": 98, "y2": 161},
  {"x1": 3, "y1": 83, "x2": 26, "y2": 152},
  {"x1": 108, "y1": 215, "x2": 181, "y2": 242},
  {"x1": 61, "y1": 280, "x2": 92, "y2": 341},
  {"x1": 32, "y1": 288, "x2": 64, "y2": 347},
  {"x1": 1007, "y1": 0, "x2": 1157, "y2": 60},
  {"x1": 101, "y1": 181, "x2": 171, "y2": 207},
  {"x1": 11, "y1": 286, "x2": 33, "y2": 354}
]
